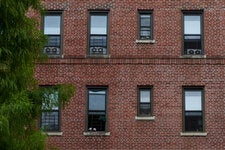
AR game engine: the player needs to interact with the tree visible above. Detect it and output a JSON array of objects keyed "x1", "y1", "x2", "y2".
[{"x1": 0, "y1": 0, "x2": 74, "y2": 149}]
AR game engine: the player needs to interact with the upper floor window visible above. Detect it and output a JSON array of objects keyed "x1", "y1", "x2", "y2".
[
  {"x1": 43, "y1": 12, "x2": 62, "y2": 56},
  {"x1": 87, "y1": 87, "x2": 107, "y2": 132},
  {"x1": 183, "y1": 87, "x2": 204, "y2": 132},
  {"x1": 183, "y1": 11, "x2": 203, "y2": 55},
  {"x1": 139, "y1": 11, "x2": 153, "y2": 40},
  {"x1": 40, "y1": 88, "x2": 60, "y2": 132},
  {"x1": 138, "y1": 87, "x2": 152, "y2": 116},
  {"x1": 89, "y1": 12, "x2": 109, "y2": 56}
]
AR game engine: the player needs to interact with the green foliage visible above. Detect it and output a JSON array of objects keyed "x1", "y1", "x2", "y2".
[
  {"x1": 58, "y1": 84, "x2": 76, "y2": 108},
  {"x1": 0, "y1": 0, "x2": 75, "y2": 149},
  {"x1": 29, "y1": 84, "x2": 75, "y2": 112}
]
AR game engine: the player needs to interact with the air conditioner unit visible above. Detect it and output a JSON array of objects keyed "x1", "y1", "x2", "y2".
[
  {"x1": 91, "y1": 47, "x2": 97, "y2": 52},
  {"x1": 98, "y1": 47, "x2": 103, "y2": 53},
  {"x1": 45, "y1": 47, "x2": 51, "y2": 53},
  {"x1": 44, "y1": 47, "x2": 60, "y2": 55},
  {"x1": 187, "y1": 49, "x2": 202, "y2": 55},
  {"x1": 195, "y1": 49, "x2": 201, "y2": 55},
  {"x1": 91, "y1": 47, "x2": 104, "y2": 54}
]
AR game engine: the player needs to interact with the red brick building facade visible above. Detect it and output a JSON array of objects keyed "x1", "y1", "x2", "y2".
[{"x1": 36, "y1": 0, "x2": 225, "y2": 149}]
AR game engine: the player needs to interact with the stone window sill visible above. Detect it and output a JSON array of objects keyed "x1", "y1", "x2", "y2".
[
  {"x1": 46, "y1": 132, "x2": 63, "y2": 136},
  {"x1": 86, "y1": 54, "x2": 110, "y2": 58},
  {"x1": 83, "y1": 131, "x2": 110, "y2": 136},
  {"x1": 180, "y1": 55, "x2": 206, "y2": 59},
  {"x1": 135, "y1": 116, "x2": 156, "y2": 121},
  {"x1": 135, "y1": 39, "x2": 156, "y2": 44},
  {"x1": 180, "y1": 132, "x2": 207, "y2": 137},
  {"x1": 46, "y1": 54, "x2": 63, "y2": 59}
]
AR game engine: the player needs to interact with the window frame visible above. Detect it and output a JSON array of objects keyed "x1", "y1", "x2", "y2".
[
  {"x1": 86, "y1": 86, "x2": 108, "y2": 132},
  {"x1": 182, "y1": 11, "x2": 204, "y2": 56},
  {"x1": 88, "y1": 11, "x2": 109, "y2": 57},
  {"x1": 138, "y1": 10, "x2": 153, "y2": 40},
  {"x1": 40, "y1": 86, "x2": 61, "y2": 132},
  {"x1": 182, "y1": 86, "x2": 205, "y2": 132},
  {"x1": 42, "y1": 11, "x2": 63, "y2": 57},
  {"x1": 137, "y1": 86, "x2": 153, "y2": 117}
]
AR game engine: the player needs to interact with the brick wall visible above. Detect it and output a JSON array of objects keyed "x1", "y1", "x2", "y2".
[{"x1": 36, "y1": 0, "x2": 225, "y2": 149}]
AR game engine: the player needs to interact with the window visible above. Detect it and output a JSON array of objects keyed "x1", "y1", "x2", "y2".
[
  {"x1": 40, "y1": 89, "x2": 60, "y2": 132},
  {"x1": 138, "y1": 87, "x2": 152, "y2": 116},
  {"x1": 183, "y1": 11, "x2": 203, "y2": 55},
  {"x1": 89, "y1": 12, "x2": 109, "y2": 56},
  {"x1": 183, "y1": 87, "x2": 204, "y2": 132},
  {"x1": 138, "y1": 11, "x2": 153, "y2": 40},
  {"x1": 43, "y1": 12, "x2": 62, "y2": 56},
  {"x1": 87, "y1": 87, "x2": 107, "y2": 132}
]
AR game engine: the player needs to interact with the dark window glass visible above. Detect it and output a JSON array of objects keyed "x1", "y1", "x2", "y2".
[
  {"x1": 88, "y1": 88, "x2": 107, "y2": 131},
  {"x1": 43, "y1": 13, "x2": 62, "y2": 56},
  {"x1": 47, "y1": 36, "x2": 61, "y2": 46},
  {"x1": 41, "y1": 111, "x2": 59, "y2": 131},
  {"x1": 184, "y1": 88, "x2": 204, "y2": 132},
  {"x1": 139, "y1": 12, "x2": 153, "y2": 40},
  {"x1": 41, "y1": 90, "x2": 60, "y2": 132},
  {"x1": 138, "y1": 87, "x2": 152, "y2": 116},
  {"x1": 183, "y1": 12, "x2": 203, "y2": 55},
  {"x1": 89, "y1": 13, "x2": 108, "y2": 55}
]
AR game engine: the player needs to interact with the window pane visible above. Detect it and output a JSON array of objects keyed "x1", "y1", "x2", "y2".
[
  {"x1": 140, "y1": 90, "x2": 150, "y2": 102},
  {"x1": 88, "y1": 114, "x2": 106, "y2": 131},
  {"x1": 139, "y1": 103, "x2": 151, "y2": 115},
  {"x1": 89, "y1": 90, "x2": 106, "y2": 111},
  {"x1": 44, "y1": 16, "x2": 61, "y2": 35},
  {"x1": 91, "y1": 15, "x2": 107, "y2": 34},
  {"x1": 184, "y1": 15, "x2": 201, "y2": 34},
  {"x1": 42, "y1": 91, "x2": 59, "y2": 110},
  {"x1": 185, "y1": 114, "x2": 203, "y2": 131},
  {"x1": 89, "y1": 95, "x2": 105, "y2": 110},
  {"x1": 141, "y1": 15, "x2": 151, "y2": 27},
  {"x1": 90, "y1": 35, "x2": 107, "y2": 47},
  {"x1": 47, "y1": 35, "x2": 61, "y2": 46},
  {"x1": 185, "y1": 91, "x2": 202, "y2": 111},
  {"x1": 140, "y1": 30, "x2": 151, "y2": 37},
  {"x1": 41, "y1": 111, "x2": 59, "y2": 131}
]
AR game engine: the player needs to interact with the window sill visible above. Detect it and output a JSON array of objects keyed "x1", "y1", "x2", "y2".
[
  {"x1": 180, "y1": 132, "x2": 207, "y2": 137},
  {"x1": 180, "y1": 55, "x2": 206, "y2": 59},
  {"x1": 135, "y1": 116, "x2": 156, "y2": 121},
  {"x1": 46, "y1": 132, "x2": 63, "y2": 136},
  {"x1": 135, "y1": 39, "x2": 156, "y2": 44},
  {"x1": 83, "y1": 131, "x2": 110, "y2": 136},
  {"x1": 46, "y1": 55, "x2": 63, "y2": 59},
  {"x1": 86, "y1": 55, "x2": 110, "y2": 58}
]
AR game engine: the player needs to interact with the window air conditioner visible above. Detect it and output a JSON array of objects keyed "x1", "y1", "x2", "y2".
[
  {"x1": 44, "y1": 47, "x2": 60, "y2": 54},
  {"x1": 195, "y1": 49, "x2": 201, "y2": 55},
  {"x1": 187, "y1": 49, "x2": 202, "y2": 55},
  {"x1": 91, "y1": 47, "x2": 104, "y2": 54},
  {"x1": 91, "y1": 47, "x2": 97, "y2": 52}
]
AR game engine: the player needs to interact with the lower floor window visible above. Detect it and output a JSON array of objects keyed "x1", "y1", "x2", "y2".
[
  {"x1": 40, "y1": 87, "x2": 60, "y2": 132},
  {"x1": 138, "y1": 86, "x2": 152, "y2": 116},
  {"x1": 87, "y1": 87, "x2": 107, "y2": 132},
  {"x1": 183, "y1": 87, "x2": 204, "y2": 132}
]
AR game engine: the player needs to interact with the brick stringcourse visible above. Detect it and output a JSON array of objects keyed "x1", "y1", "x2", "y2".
[{"x1": 36, "y1": 57, "x2": 225, "y2": 65}]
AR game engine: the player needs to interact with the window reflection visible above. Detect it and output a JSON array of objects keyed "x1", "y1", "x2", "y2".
[
  {"x1": 88, "y1": 88, "x2": 107, "y2": 131},
  {"x1": 44, "y1": 16, "x2": 61, "y2": 35}
]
